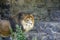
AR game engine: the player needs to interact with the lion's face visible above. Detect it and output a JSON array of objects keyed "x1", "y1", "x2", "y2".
[{"x1": 21, "y1": 14, "x2": 34, "y2": 32}]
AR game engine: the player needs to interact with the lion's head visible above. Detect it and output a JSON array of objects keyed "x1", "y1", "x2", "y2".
[
  {"x1": 18, "y1": 12, "x2": 34, "y2": 32},
  {"x1": 12, "y1": 12, "x2": 34, "y2": 32}
]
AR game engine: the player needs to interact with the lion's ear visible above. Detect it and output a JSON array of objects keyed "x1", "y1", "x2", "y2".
[
  {"x1": 30, "y1": 14, "x2": 33, "y2": 17},
  {"x1": 30, "y1": 14, "x2": 34, "y2": 19}
]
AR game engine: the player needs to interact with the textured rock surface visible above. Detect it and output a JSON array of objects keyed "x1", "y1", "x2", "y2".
[
  {"x1": 25, "y1": 22, "x2": 60, "y2": 40},
  {"x1": 50, "y1": 10, "x2": 60, "y2": 22},
  {"x1": 0, "y1": 0, "x2": 60, "y2": 21},
  {"x1": 0, "y1": 0, "x2": 60, "y2": 40}
]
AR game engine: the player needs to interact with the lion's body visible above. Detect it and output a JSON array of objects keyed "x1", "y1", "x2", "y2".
[
  {"x1": 0, "y1": 20, "x2": 11, "y2": 37},
  {"x1": 0, "y1": 12, "x2": 34, "y2": 38}
]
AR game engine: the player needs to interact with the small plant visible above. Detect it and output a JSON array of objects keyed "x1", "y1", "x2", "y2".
[
  {"x1": 16, "y1": 24, "x2": 26, "y2": 40},
  {"x1": 10, "y1": 24, "x2": 26, "y2": 40}
]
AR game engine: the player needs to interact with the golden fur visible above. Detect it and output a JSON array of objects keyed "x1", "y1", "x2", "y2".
[
  {"x1": 21, "y1": 14, "x2": 34, "y2": 32},
  {"x1": 0, "y1": 20, "x2": 11, "y2": 37},
  {"x1": 13, "y1": 13, "x2": 34, "y2": 32}
]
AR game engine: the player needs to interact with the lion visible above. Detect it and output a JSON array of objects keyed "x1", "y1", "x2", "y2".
[
  {"x1": 0, "y1": 12, "x2": 34, "y2": 38},
  {"x1": 17, "y1": 12, "x2": 34, "y2": 32}
]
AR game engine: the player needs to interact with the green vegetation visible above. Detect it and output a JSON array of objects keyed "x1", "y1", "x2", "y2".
[
  {"x1": 14, "y1": 24, "x2": 26, "y2": 40},
  {"x1": 10, "y1": 24, "x2": 26, "y2": 40}
]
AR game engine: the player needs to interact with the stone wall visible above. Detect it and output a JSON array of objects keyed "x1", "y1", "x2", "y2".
[
  {"x1": 9, "y1": 0, "x2": 60, "y2": 22},
  {"x1": 0, "y1": 0, "x2": 60, "y2": 40},
  {"x1": 0, "y1": 0, "x2": 60, "y2": 22},
  {"x1": 25, "y1": 22, "x2": 60, "y2": 40}
]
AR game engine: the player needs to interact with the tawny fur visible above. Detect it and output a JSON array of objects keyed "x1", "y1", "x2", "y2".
[
  {"x1": 0, "y1": 20, "x2": 11, "y2": 37},
  {"x1": 21, "y1": 14, "x2": 34, "y2": 32},
  {"x1": 0, "y1": 13, "x2": 34, "y2": 37}
]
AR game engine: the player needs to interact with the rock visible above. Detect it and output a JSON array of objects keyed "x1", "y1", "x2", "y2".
[
  {"x1": 50, "y1": 10, "x2": 60, "y2": 22},
  {"x1": 26, "y1": 22, "x2": 60, "y2": 40}
]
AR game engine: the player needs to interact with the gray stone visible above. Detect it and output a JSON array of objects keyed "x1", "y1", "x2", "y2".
[
  {"x1": 50, "y1": 10, "x2": 60, "y2": 22},
  {"x1": 26, "y1": 22, "x2": 60, "y2": 40}
]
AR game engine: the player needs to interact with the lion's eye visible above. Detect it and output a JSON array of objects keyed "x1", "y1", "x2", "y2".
[{"x1": 30, "y1": 18, "x2": 32, "y2": 20}]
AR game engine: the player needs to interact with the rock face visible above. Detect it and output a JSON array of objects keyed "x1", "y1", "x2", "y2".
[
  {"x1": 25, "y1": 22, "x2": 60, "y2": 40},
  {"x1": 50, "y1": 10, "x2": 60, "y2": 22},
  {"x1": 0, "y1": 0, "x2": 60, "y2": 21},
  {"x1": 0, "y1": 0, "x2": 60, "y2": 40}
]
